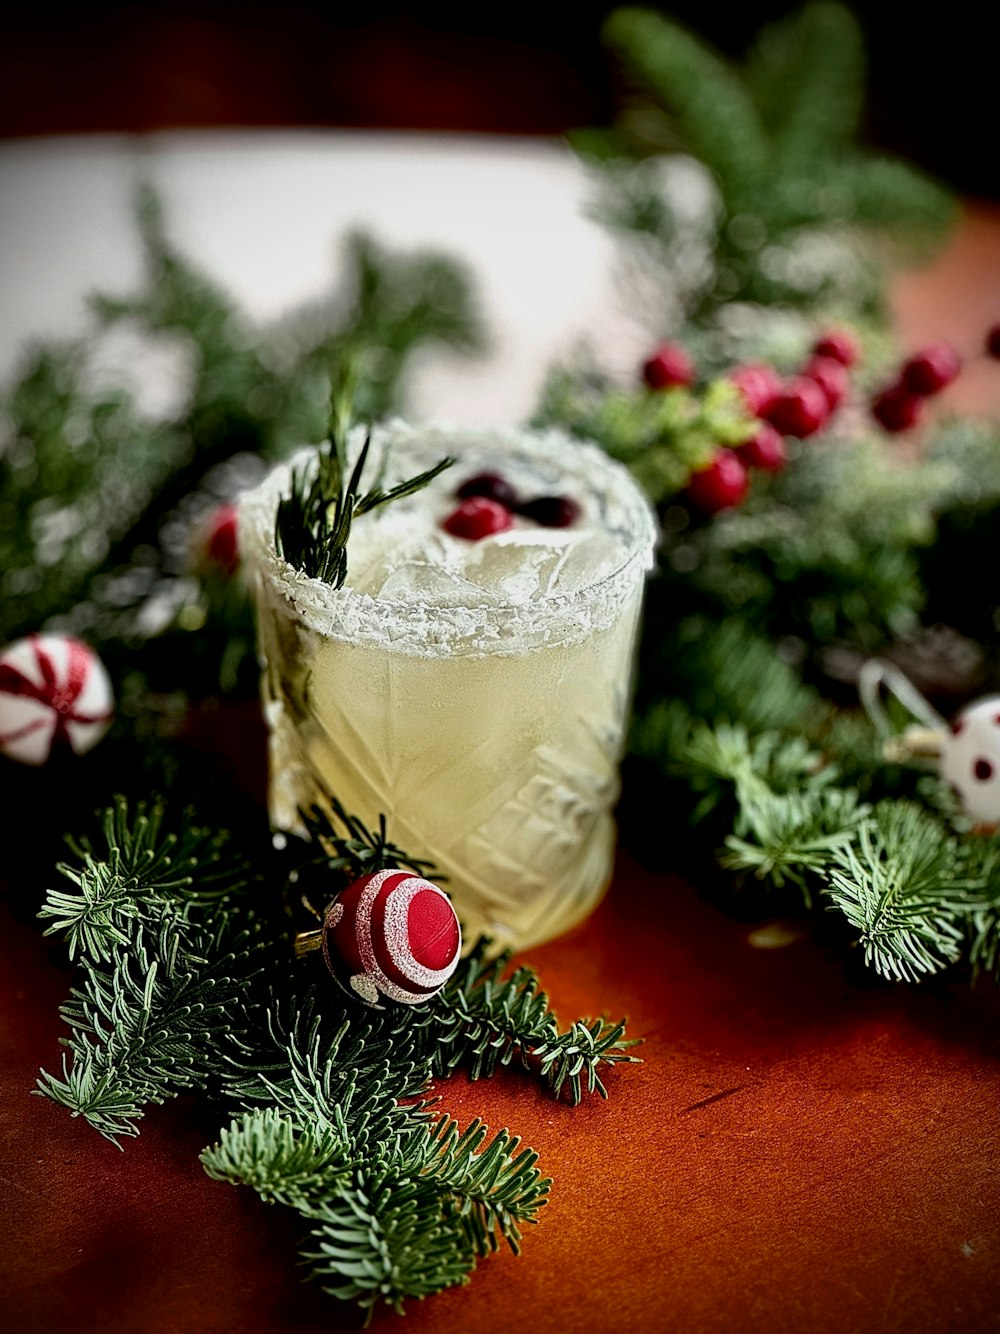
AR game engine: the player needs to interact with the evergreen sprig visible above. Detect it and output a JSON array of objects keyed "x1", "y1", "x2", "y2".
[
  {"x1": 419, "y1": 943, "x2": 640, "y2": 1102},
  {"x1": 274, "y1": 361, "x2": 453, "y2": 586},
  {"x1": 300, "y1": 794, "x2": 439, "y2": 883},
  {"x1": 593, "y1": 3, "x2": 954, "y2": 329},
  {"x1": 39, "y1": 794, "x2": 629, "y2": 1315},
  {"x1": 38, "y1": 796, "x2": 238, "y2": 961},
  {"x1": 822, "y1": 803, "x2": 979, "y2": 982}
]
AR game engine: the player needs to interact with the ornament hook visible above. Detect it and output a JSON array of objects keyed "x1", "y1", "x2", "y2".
[{"x1": 858, "y1": 659, "x2": 947, "y2": 761}]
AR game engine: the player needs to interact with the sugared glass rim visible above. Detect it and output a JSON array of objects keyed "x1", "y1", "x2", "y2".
[{"x1": 239, "y1": 420, "x2": 658, "y2": 657}]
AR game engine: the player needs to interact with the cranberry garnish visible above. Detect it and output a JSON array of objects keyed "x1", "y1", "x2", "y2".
[
  {"x1": 901, "y1": 343, "x2": 961, "y2": 395},
  {"x1": 685, "y1": 449, "x2": 749, "y2": 513},
  {"x1": 517, "y1": 496, "x2": 582, "y2": 528},
  {"x1": 812, "y1": 329, "x2": 860, "y2": 368},
  {"x1": 729, "y1": 363, "x2": 782, "y2": 418},
  {"x1": 871, "y1": 382, "x2": 925, "y2": 433},
  {"x1": 642, "y1": 341, "x2": 694, "y2": 390},
  {"x1": 456, "y1": 471, "x2": 519, "y2": 509},
  {"x1": 764, "y1": 377, "x2": 830, "y2": 438},
  {"x1": 442, "y1": 497, "x2": 514, "y2": 540},
  {"x1": 204, "y1": 502, "x2": 240, "y2": 575},
  {"x1": 803, "y1": 354, "x2": 849, "y2": 411},
  {"x1": 738, "y1": 422, "x2": 787, "y2": 473}
]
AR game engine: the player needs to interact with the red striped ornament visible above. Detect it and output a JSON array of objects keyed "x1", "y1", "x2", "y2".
[
  {"x1": 322, "y1": 869, "x2": 462, "y2": 1008},
  {"x1": 0, "y1": 634, "x2": 114, "y2": 766}
]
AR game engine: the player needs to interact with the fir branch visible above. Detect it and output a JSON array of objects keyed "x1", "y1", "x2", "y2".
[
  {"x1": 36, "y1": 797, "x2": 270, "y2": 1142},
  {"x1": 723, "y1": 782, "x2": 870, "y2": 900},
  {"x1": 822, "y1": 802, "x2": 978, "y2": 982},
  {"x1": 37, "y1": 912, "x2": 268, "y2": 1142},
  {"x1": 531, "y1": 1018, "x2": 637, "y2": 1102},
  {"x1": 301, "y1": 1172, "x2": 475, "y2": 1320},
  {"x1": 200, "y1": 1106, "x2": 353, "y2": 1205},
  {"x1": 603, "y1": 8, "x2": 768, "y2": 205},
  {"x1": 745, "y1": 2, "x2": 864, "y2": 167},
  {"x1": 594, "y1": 3, "x2": 954, "y2": 324},
  {"x1": 420, "y1": 944, "x2": 639, "y2": 1102},
  {"x1": 224, "y1": 997, "x2": 430, "y2": 1152},
  {"x1": 299, "y1": 797, "x2": 439, "y2": 883},
  {"x1": 395, "y1": 1114, "x2": 549, "y2": 1256},
  {"x1": 39, "y1": 796, "x2": 240, "y2": 962}
]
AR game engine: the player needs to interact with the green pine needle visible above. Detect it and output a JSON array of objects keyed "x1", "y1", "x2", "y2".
[
  {"x1": 274, "y1": 365, "x2": 453, "y2": 587},
  {"x1": 822, "y1": 803, "x2": 980, "y2": 982}
]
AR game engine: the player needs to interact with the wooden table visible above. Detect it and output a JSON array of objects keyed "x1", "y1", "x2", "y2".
[{"x1": 4, "y1": 841, "x2": 1000, "y2": 1333}]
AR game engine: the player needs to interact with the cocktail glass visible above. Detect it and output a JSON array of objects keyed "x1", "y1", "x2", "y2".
[{"x1": 240, "y1": 421, "x2": 657, "y2": 952}]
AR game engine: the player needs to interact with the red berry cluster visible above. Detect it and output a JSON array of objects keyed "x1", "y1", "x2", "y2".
[
  {"x1": 641, "y1": 331, "x2": 860, "y2": 515},
  {"x1": 442, "y1": 473, "x2": 581, "y2": 541},
  {"x1": 870, "y1": 342, "x2": 962, "y2": 433},
  {"x1": 760, "y1": 330, "x2": 857, "y2": 442}
]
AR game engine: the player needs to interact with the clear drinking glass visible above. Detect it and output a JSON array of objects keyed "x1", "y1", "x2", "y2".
[{"x1": 240, "y1": 421, "x2": 657, "y2": 952}]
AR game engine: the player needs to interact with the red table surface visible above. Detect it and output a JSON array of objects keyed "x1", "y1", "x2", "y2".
[
  {"x1": 4, "y1": 202, "x2": 1000, "y2": 1334},
  {"x1": 3, "y1": 843, "x2": 1000, "y2": 1334}
]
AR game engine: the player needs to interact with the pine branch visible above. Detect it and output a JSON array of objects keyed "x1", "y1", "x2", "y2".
[
  {"x1": 603, "y1": 9, "x2": 768, "y2": 207},
  {"x1": 395, "y1": 1114, "x2": 550, "y2": 1255},
  {"x1": 301, "y1": 1172, "x2": 476, "y2": 1320},
  {"x1": 822, "y1": 802, "x2": 979, "y2": 981},
  {"x1": 201, "y1": 1106, "x2": 353, "y2": 1205},
  {"x1": 419, "y1": 945, "x2": 639, "y2": 1102},
  {"x1": 39, "y1": 797, "x2": 239, "y2": 962},
  {"x1": 274, "y1": 372, "x2": 453, "y2": 586},
  {"x1": 745, "y1": 3, "x2": 864, "y2": 168}
]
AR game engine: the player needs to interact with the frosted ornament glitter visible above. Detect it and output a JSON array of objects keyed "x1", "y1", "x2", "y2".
[
  {"x1": 240, "y1": 421, "x2": 657, "y2": 952},
  {"x1": 321, "y1": 869, "x2": 462, "y2": 1008},
  {"x1": 0, "y1": 635, "x2": 114, "y2": 765}
]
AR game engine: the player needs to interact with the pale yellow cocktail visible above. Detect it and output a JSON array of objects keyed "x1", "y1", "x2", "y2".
[{"x1": 240, "y1": 422, "x2": 656, "y2": 951}]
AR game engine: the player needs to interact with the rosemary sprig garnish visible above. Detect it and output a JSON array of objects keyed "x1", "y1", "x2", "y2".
[{"x1": 274, "y1": 367, "x2": 453, "y2": 587}]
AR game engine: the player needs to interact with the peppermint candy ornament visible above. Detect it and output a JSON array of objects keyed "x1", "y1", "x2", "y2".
[
  {"x1": 940, "y1": 696, "x2": 1000, "y2": 824},
  {"x1": 0, "y1": 634, "x2": 114, "y2": 766},
  {"x1": 321, "y1": 869, "x2": 462, "y2": 1008}
]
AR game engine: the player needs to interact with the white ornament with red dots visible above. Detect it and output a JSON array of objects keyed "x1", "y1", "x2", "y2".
[
  {"x1": 322, "y1": 868, "x2": 462, "y2": 1007},
  {"x1": 0, "y1": 634, "x2": 114, "y2": 766},
  {"x1": 940, "y1": 696, "x2": 1000, "y2": 824}
]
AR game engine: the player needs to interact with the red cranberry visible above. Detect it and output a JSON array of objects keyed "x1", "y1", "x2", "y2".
[
  {"x1": 517, "y1": 495, "x2": 581, "y2": 528},
  {"x1": 986, "y1": 323, "x2": 1000, "y2": 359},
  {"x1": 685, "y1": 450, "x2": 749, "y2": 513},
  {"x1": 642, "y1": 341, "x2": 694, "y2": 390},
  {"x1": 729, "y1": 363, "x2": 782, "y2": 418},
  {"x1": 442, "y1": 497, "x2": 514, "y2": 540},
  {"x1": 871, "y1": 382, "x2": 925, "y2": 433},
  {"x1": 901, "y1": 343, "x2": 961, "y2": 395},
  {"x1": 803, "y1": 354, "x2": 849, "y2": 411},
  {"x1": 204, "y1": 503, "x2": 240, "y2": 575},
  {"x1": 456, "y1": 471, "x2": 519, "y2": 508},
  {"x1": 812, "y1": 329, "x2": 860, "y2": 367},
  {"x1": 739, "y1": 422, "x2": 787, "y2": 473},
  {"x1": 764, "y1": 377, "x2": 830, "y2": 438}
]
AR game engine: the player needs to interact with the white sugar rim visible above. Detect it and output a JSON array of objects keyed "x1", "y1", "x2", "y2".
[{"x1": 239, "y1": 420, "x2": 658, "y2": 657}]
